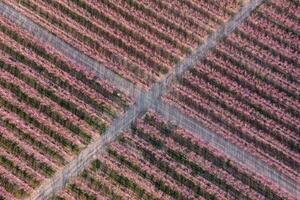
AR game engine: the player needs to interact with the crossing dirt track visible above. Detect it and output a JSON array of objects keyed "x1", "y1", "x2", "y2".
[{"x1": 0, "y1": 0, "x2": 299, "y2": 199}]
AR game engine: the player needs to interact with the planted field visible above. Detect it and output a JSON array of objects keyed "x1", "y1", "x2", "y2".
[
  {"x1": 165, "y1": 0, "x2": 300, "y2": 183},
  {"x1": 0, "y1": 0, "x2": 299, "y2": 199},
  {"x1": 0, "y1": 16, "x2": 131, "y2": 199},
  {"x1": 4, "y1": 0, "x2": 246, "y2": 89},
  {"x1": 53, "y1": 111, "x2": 292, "y2": 200}
]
